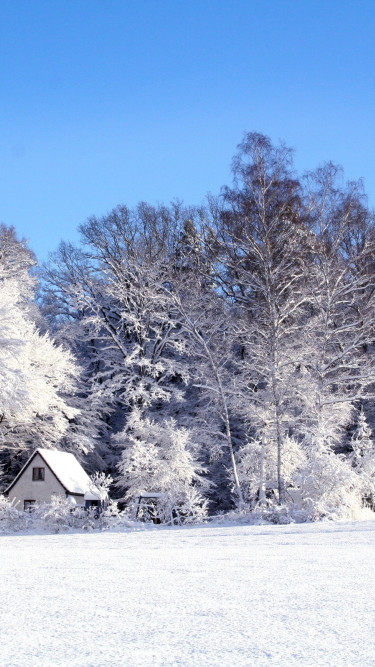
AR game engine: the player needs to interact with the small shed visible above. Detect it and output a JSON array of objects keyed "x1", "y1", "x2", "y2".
[{"x1": 4, "y1": 448, "x2": 100, "y2": 511}]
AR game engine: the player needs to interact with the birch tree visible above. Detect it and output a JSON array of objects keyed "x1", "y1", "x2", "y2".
[
  {"x1": 167, "y1": 276, "x2": 244, "y2": 505},
  {"x1": 300, "y1": 164, "x2": 375, "y2": 453},
  {"x1": 208, "y1": 132, "x2": 310, "y2": 504}
]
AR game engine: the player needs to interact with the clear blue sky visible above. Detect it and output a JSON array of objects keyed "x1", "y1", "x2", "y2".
[{"x1": 1, "y1": 0, "x2": 375, "y2": 262}]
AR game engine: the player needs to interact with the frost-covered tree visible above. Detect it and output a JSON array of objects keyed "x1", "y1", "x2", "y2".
[
  {"x1": 0, "y1": 225, "x2": 37, "y2": 298},
  {"x1": 34, "y1": 132, "x2": 375, "y2": 520},
  {"x1": 116, "y1": 409, "x2": 208, "y2": 522},
  {"x1": 294, "y1": 449, "x2": 364, "y2": 520},
  {"x1": 89, "y1": 472, "x2": 113, "y2": 501},
  {"x1": 237, "y1": 433, "x2": 307, "y2": 508},
  {"x1": 41, "y1": 204, "x2": 197, "y2": 480},
  {"x1": 0, "y1": 227, "x2": 79, "y2": 485},
  {"x1": 350, "y1": 408, "x2": 373, "y2": 461},
  {"x1": 165, "y1": 272, "x2": 244, "y2": 505},
  {"x1": 208, "y1": 133, "x2": 310, "y2": 504},
  {"x1": 299, "y1": 165, "x2": 375, "y2": 455},
  {"x1": 349, "y1": 407, "x2": 375, "y2": 508}
]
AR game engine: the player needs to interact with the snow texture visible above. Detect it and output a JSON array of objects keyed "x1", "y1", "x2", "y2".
[
  {"x1": 1, "y1": 520, "x2": 375, "y2": 666},
  {"x1": 37, "y1": 449, "x2": 95, "y2": 495}
]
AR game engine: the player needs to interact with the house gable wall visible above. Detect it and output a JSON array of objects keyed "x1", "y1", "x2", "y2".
[{"x1": 7, "y1": 453, "x2": 83, "y2": 509}]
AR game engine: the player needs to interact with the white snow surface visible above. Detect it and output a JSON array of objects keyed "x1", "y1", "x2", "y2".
[
  {"x1": 37, "y1": 448, "x2": 95, "y2": 495},
  {"x1": 1, "y1": 520, "x2": 375, "y2": 666}
]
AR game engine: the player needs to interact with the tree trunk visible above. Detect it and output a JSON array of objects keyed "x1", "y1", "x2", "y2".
[{"x1": 258, "y1": 432, "x2": 266, "y2": 505}]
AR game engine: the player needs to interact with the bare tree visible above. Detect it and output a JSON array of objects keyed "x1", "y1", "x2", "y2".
[
  {"x1": 206, "y1": 133, "x2": 311, "y2": 504},
  {"x1": 300, "y1": 164, "x2": 375, "y2": 452}
]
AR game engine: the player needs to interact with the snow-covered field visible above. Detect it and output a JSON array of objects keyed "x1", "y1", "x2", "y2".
[{"x1": 1, "y1": 520, "x2": 375, "y2": 667}]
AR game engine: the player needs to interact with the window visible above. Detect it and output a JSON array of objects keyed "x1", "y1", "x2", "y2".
[
  {"x1": 32, "y1": 467, "x2": 45, "y2": 481},
  {"x1": 24, "y1": 500, "x2": 35, "y2": 512}
]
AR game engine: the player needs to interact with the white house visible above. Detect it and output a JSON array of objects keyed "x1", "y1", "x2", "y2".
[{"x1": 4, "y1": 449, "x2": 101, "y2": 511}]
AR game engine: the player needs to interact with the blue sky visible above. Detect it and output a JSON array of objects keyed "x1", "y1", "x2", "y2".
[{"x1": 1, "y1": 0, "x2": 375, "y2": 262}]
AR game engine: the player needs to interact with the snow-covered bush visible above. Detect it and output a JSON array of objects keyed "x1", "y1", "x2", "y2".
[
  {"x1": 89, "y1": 472, "x2": 113, "y2": 500},
  {"x1": 33, "y1": 497, "x2": 141, "y2": 532},
  {"x1": 31, "y1": 497, "x2": 87, "y2": 532},
  {"x1": 235, "y1": 427, "x2": 375, "y2": 522},
  {"x1": 0, "y1": 495, "x2": 19, "y2": 522},
  {"x1": 0, "y1": 495, "x2": 29, "y2": 532},
  {"x1": 117, "y1": 409, "x2": 209, "y2": 523},
  {"x1": 92, "y1": 500, "x2": 137, "y2": 530},
  {"x1": 175, "y1": 486, "x2": 209, "y2": 523},
  {"x1": 237, "y1": 435, "x2": 307, "y2": 508},
  {"x1": 294, "y1": 451, "x2": 364, "y2": 520},
  {"x1": 0, "y1": 495, "x2": 140, "y2": 534},
  {"x1": 134, "y1": 487, "x2": 209, "y2": 525}
]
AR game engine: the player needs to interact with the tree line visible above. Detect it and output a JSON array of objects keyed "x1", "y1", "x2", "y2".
[{"x1": 1, "y1": 132, "x2": 375, "y2": 522}]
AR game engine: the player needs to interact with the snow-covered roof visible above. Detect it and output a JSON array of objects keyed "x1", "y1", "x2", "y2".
[
  {"x1": 5, "y1": 448, "x2": 100, "y2": 499},
  {"x1": 37, "y1": 449, "x2": 96, "y2": 496},
  {"x1": 138, "y1": 491, "x2": 162, "y2": 498},
  {"x1": 84, "y1": 491, "x2": 100, "y2": 501}
]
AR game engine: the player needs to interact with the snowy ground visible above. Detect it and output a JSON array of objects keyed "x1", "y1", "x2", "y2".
[{"x1": 1, "y1": 520, "x2": 375, "y2": 667}]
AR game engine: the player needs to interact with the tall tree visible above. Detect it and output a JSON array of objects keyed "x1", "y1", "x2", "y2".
[
  {"x1": 300, "y1": 164, "x2": 375, "y2": 453},
  {"x1": 0, "y1": 227, "x2": 78, "y2": 486},
  {"x1": 207, "y1": 132, "x2": 310, "y2": 504},
  {"x1": 42, "y1": 204, "x2": 194, "y2": 478}
]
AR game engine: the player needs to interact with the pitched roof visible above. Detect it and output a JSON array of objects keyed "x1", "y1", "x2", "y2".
[
  {"x1": 37, "y1": 449, "x2": 94, "y2": 495},
  {"x1": 5, "y1": 448, "x2": 98, "y2": 498}
]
